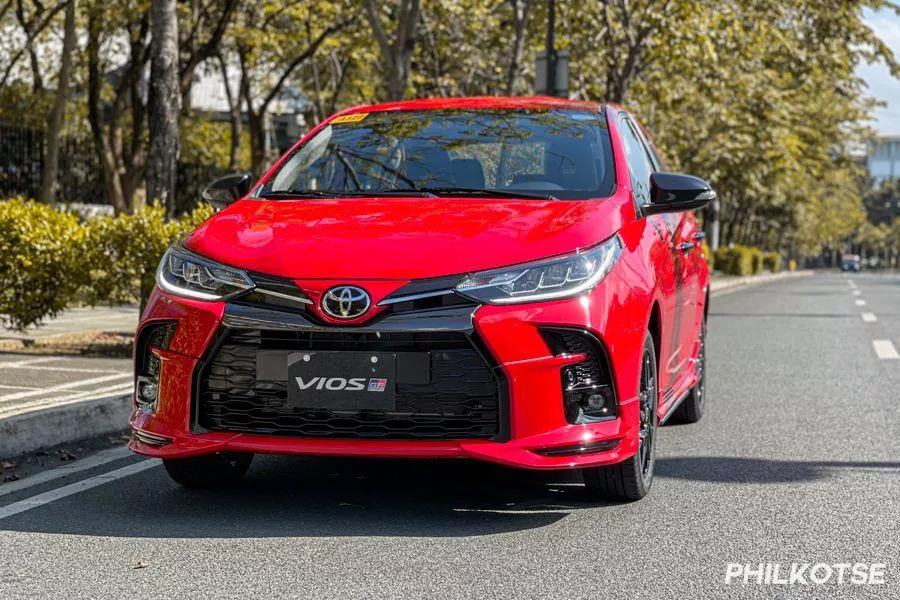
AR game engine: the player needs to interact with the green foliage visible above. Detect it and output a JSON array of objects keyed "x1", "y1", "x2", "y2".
[
  {"x1": 3, "y1": 0, "x2": 895, "y2": 254},
  {"x1": 180, "y1": 120, "x2": 251, "y2": 170},
  {"x1": 713, "y1": 245, "x2": 767, "y2": 276},
  {"x1": 83, "y1": 203, "x2": 214, "y2": 306},
  {"x1": 749, "y1": 247, "x2": 764, "y2": 275},
  {"x1": 763, "y1": 251, "x2": 782, "y2": 273},
  {"x1": 700, "y1": 239, "x2": 713, "y2": 272},
  {"x1": 0, "y1": 198, "x2": 87, "y2": 330},
  {"x1": 0, "y1": 199, "x2": 213, "y2": 330}
]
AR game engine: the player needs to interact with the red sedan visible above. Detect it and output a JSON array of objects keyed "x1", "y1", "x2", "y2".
[{"x1": 131, "y1": 96, "x2": 713, "y2": 501}]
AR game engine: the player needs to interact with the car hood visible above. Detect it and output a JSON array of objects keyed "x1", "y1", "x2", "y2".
[{"x1": 184, "y1": 197, "x2": 627, "y2": 280}]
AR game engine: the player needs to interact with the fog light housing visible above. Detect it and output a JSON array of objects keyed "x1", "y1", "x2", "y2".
[
  {"x1": 134, "y1": 322, "x2": 176, "y2": 411},
  {"x1": 137, "y1": 378, "x2": 158, "y2": 404},
  {"x1": 563, "y1": 377, "x2": 614, "y2": 422},
  {"x1": 541, "y1": 327, "x2": 618, "y2": 424}
]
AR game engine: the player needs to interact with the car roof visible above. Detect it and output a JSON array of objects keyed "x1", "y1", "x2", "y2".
[{"x1": 331, "y1": 96, "x2": 606, "y2": 117}]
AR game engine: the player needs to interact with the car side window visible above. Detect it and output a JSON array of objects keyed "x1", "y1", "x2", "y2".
[
  {"x1": 630, "y1": 120, "x2": 682, "y2": 232},
  {"x1": 618, "y1": 116, "x2": 654, "y2": 206}
]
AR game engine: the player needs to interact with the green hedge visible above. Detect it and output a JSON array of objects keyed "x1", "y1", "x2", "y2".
[
  {"x1": 700, "y1": 239, "x2": 713, "y2": 271},
  {"x1": 0, "y1": 198, "x2": 213, "y2": 330},
  {"x1": 712, "y1": 245, "x2": 783, "y2": 276},
  {"x1": 763, "y1": 251, "x2": 781, "y2": 273},
  {"x1": 0, "y1": 198, "x2": 87, "y2": 330}
]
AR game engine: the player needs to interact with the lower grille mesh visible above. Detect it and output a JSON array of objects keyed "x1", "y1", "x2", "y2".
[{"x1": 197, "y1": 329, "x2": 501, "y2": 439}]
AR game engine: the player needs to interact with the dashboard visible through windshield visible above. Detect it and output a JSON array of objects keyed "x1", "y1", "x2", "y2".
[{"x1": 256, "y1": 108, "x2": 616, "y2": 201}]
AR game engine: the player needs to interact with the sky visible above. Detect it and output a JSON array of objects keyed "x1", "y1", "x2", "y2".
[{"x1": 860, "y1": 8, "x2": 900, "y2": 135}]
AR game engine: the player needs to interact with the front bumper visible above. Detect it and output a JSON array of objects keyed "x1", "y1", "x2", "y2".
[{"x1": 130, "y1": 281, "x2": 644, "y2": 471}]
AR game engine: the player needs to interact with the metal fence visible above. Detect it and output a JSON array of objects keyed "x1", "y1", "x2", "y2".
[{"x1": 0, "y1": 123, "x2": 224, "y2": 211}]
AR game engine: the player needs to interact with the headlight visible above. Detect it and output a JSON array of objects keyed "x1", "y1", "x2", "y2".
[
  {"x1": 455, "y1": 235, "x2": 622, "y2": 304},
  {"x1": 156, "y1": 243, "x2": 254, "y2": 301}
]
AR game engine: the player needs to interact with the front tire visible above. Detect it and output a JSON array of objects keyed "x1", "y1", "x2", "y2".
[
  {"x1": 582, "y1": 331, "x2": 658, "y2": 502},
  {"x1": 163, "y1": 453, "x2": 254, "y2": 488}
]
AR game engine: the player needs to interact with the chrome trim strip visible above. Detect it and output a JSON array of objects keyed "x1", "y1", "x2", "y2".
[
  {"x1": 131, "y1": 428, "x2": 173, "y2": 446},
  {"x1": 222, "y1": 303, "x2": 475, "y2": 333},
  {"x1": 377, "y1": 289, "x2": 455, "y2": 306},
  {"x1": 255, "y1": 287, "x2": 313, "y2": 304}
]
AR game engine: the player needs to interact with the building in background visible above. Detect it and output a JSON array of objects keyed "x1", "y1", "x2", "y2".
[{"x1": 867, "y1": 134, "x2": 900, "y2": 184}]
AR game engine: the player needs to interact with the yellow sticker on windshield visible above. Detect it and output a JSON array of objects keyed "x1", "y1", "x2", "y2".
[{"x1": 331, "y1": 113, "x2": 369, "y2": 124}]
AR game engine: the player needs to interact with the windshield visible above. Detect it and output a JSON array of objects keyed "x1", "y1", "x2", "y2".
[{"x1": 257, "y1": 108, "x2": 616, "y2": 200}]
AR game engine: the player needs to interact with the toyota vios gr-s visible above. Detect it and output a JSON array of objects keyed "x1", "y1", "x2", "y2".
[{"x1": 131, "y1": 97, "x2": 713, "y2": 501}]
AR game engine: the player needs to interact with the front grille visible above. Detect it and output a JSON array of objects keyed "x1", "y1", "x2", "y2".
[{"x1": 196, "y1": 329, "x2": 502, "y2": 439}]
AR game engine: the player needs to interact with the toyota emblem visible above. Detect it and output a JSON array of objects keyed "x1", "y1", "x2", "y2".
[{"x1": 321, "y1": 285, "x2": 371, "y2": 319}]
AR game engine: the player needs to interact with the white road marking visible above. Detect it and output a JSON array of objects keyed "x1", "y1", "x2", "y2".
[
  {"x1": 0, "y1": 383, "x2": 133, "y2": 416},
  {"x1": 861, "y1": 312, "x2": 877, "y2": 323},
  {"x1": 0, "y1": 373, "x2": 132, "y2": 402},
  {"x1": 852, "y1": 290, "x2": 861, "y2": 296},
  {"x1": 0, "y1": 384, "x2": 42, "y2": 391},
  {"x1": 873, "y1": 340, "x2": 900, "y2": 360},
  {"x1": 0, "y1": 365, "x2": 126, "y2": 374},
  {"x1": 855, "y1": 299, "x2": 867, "y2": 306},
  {"x1": 0, "y1": 459, "x2": 158, "y2": 521},
  {"x1": 0, "y1": 357, "x2": 62, "y2": 369},
  {"x1": 0, "y1": 446, "x2": 133, "y2": 498}
]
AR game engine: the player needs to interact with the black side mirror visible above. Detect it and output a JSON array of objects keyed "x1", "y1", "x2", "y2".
[
  {"x1": 201, "y1": 172, "x2": 254, "y2": 210},
  {"x1": 645, "y1": 172, "x2": 716, "y2": 215}
]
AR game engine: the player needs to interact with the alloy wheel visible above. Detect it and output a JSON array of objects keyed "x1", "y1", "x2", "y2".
[{"x1": 637, "y1": 349, "x2": 657, "y2": 481}]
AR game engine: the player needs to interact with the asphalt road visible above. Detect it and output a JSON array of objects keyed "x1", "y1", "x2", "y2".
[{"x1": 0, "y1": 272, "x2": 898, "y2": 599}]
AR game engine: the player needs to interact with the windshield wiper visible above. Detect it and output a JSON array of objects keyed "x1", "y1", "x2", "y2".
[
  {"x1": 348, "y1": 189, "x2": 439, "y2": 197},
  {"x1": 258, "y1": 190, "x2": 346, "y2": 199},
  {"x1": 258, "y1": 189, "x2": 439, "y2": 199},
  {"x1": 418, "y1": 187, "x2": 558, "y2": 200},
  {"x1": 259, "y1": 188, "x2": 554, "y2": 200}
]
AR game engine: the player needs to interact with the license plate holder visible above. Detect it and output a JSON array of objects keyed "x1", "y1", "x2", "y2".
[{"x1": 287, "y1": 351, "x2": 396, "y2": 410}]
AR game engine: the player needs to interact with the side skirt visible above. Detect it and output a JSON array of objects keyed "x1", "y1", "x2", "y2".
[{"x1": 658, "y1": 387, "x2": 691, "y2": 425}]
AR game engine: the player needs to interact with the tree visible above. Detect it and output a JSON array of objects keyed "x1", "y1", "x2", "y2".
[
  {"x1": 505, "y1": 0, "x2": 533, "y2": 95},
  {"x1": 1, "y1": 0, "x2": 67, "y2": 90},
  {"x1": 86, "y1": 0, "x2": 151, "y2": 214},
  {"x1": 148, "y1": 0, "x2": 180, "y2": 216},
  {"x1": 363, "y1": 0, "x2": 421, "y2": 100},
  {"x1": 178, "y1": 0, "x2": 240, "y2": 111},
  {"x1": 38, "y1": 0, "x2": 75, "y2": 204},
  {"x1": 216, "y1": 51, "x2": 243, "y2": 170},
  {"x1": 232, "y1": 1, "x2": 354, "y2": 173}
]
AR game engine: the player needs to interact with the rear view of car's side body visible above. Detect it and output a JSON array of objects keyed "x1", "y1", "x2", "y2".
[{"x1": 130, "y1": 97, "x2": 712, "y2": 501}]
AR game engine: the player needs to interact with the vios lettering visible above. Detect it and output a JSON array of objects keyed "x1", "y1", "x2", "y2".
[{"x1": 294, "y1": 377, "x2": 373, "y2": 391}]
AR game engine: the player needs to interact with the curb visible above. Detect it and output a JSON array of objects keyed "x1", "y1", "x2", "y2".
[
  {"x1": 710, "y1": 270, "x2": 812, "y2": 296},
  {"x1": 0, "y1": 393, "x2": 131, "y2": 459}
]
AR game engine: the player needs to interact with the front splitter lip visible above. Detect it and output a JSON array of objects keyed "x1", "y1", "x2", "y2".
[{"x1": 129, "y1": 398, "x2": 638, "y2": 471}]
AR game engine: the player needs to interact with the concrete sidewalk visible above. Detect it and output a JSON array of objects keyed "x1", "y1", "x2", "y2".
[{"x1": 709, "y1": 269, "x2": 812, "y2": 295}]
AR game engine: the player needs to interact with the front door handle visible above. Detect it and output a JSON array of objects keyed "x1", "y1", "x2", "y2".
[{"x1": 678, "y1": 242, "x2": 696, "y2": 254}]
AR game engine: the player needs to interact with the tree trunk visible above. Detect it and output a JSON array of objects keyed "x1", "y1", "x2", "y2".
[
  {"x1": 147, "y1": 0, "x2": 181, "y2": 217},
  {"x1": 15, "y1": 0, "x2": 44, "y2": 91},
  {"x1": 87, "y1": 7, "x2": 126, "y2": 214},
  {"x1": 363, "y1": 0, "x2": 420, "y2": 101},
  {"x1": 247, "y1": 110, "x2": 268, "y2": 176},
  {"x1": 505, "y1": 0, "x2": 531, "y2": 96},
  {"x1": 39, "y1": 0, "x2": 75, "y2": 204},
  {"x1": 217, "y1": 53, "x2": 242, "y2": 171}
]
